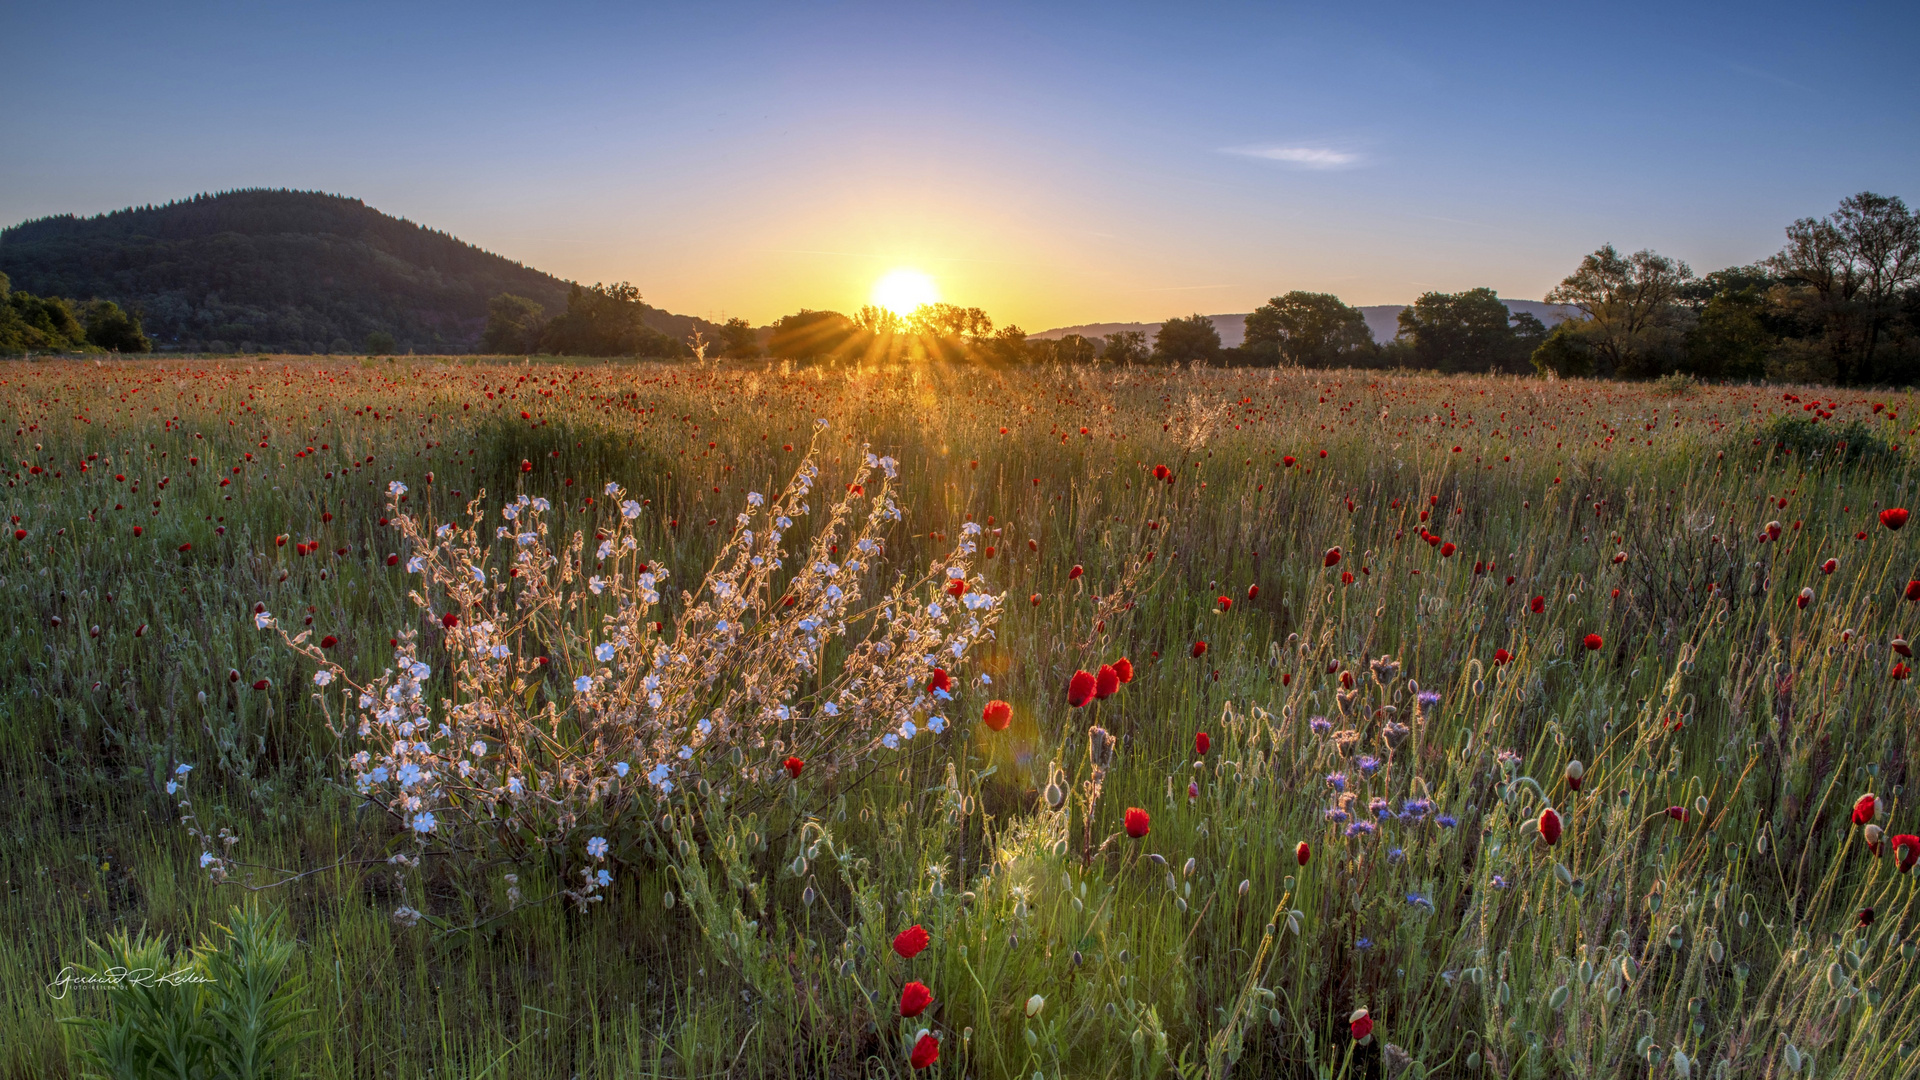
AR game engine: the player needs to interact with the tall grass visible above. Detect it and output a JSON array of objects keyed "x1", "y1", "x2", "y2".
[{"x1": 3, "y1": 356, "x2": 1918, "y2": 1077}]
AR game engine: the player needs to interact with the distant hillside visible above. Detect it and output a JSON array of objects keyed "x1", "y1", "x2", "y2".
[
  {"x1": 0, "y1": 189, "x2": 719, "y2": 353},
  {"x1": 1034, "y1": 300, "x2": 1574, "y2": 349}
]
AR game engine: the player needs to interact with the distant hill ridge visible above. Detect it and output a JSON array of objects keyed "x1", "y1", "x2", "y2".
[
  {"x1": 0, "y1": 189, "x2": 720, "y2": 353},
  {"x1": 1033, "y1": 301, "x2": 1574, "y2": 349}
]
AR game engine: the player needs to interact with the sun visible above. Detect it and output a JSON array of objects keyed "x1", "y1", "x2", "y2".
[{"x1": 870, "y1": 268, "x2": 939, "y2": 316}]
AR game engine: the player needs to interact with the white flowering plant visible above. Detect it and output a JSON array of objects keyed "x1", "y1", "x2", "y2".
[{"x1": 264, "y1": 426, "x2": 1001, "y2": 912}]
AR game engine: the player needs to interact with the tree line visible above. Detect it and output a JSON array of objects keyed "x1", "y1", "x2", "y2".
[
  {"x1": 0, "y1": 271, "x2": 151, "y2": 354},
  {"x1": 638, "y1": 190, "x2": 1914, "y2": 385}
]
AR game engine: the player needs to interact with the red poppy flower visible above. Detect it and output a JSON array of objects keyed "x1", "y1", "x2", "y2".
[
  {"x1": 1350, "y1": 1009, "x2": 1373, "y2": 1042},
  {"x1": 1583, "y1": 633, "x2": 1603, "y2": 651},
  {"x1": 1295, "y1": 840, "x2": 1310, "y2": 865},
  {"x1": 1112, "y1": 657, "x2": 1134, "y2": 683},
  {"x1": 1821, "y1": 558, "x2": 1837, "y2": 574},
  {"x1": 1194, "y1": 731, "x2": 1210, "y2": 755},
  {"x1": 892, "y1": 925, "x2": 930, "y2": 959},
  {"x1": 1217, "y1": 595, "x2": 1233, "y2": 612},
  {"x1": 1439, "y1": 542, "x2": 1456, "y2": 558},
  {"x1": 1152, "y1": 464, "x2": 1171, "y2": 481},
  {"x1": 1895, "y1": 637, "x2": 1912, "y2": 657},
  {"x1": 899, "y1": 980, "x2": 932, "y2": 1017},
  {"x1": 946, "y1": 578, "x2": 967, "y2": 597},
  {"x1": 10, "y1": 529, "x2": 23, "y2": 541},
  {"x1": 1538, "y1": 806, "x2": 1563, "y2": 845},
  {"x1": 981, "y1": 700, "x2": 1012, "y2": 731},
  {"x1": 1029, "y1": 592, "x2": 1041, "y2": 606},
  {"x1": 1246, "y1": 583, "x2": 1259, "y2": 600},
  {"x1": 1190, "y1": 641, "x2": 1208, "y2": 658},
  {"x1": 320, "y1": 635, "x2": 337, "y2": 649},
  {"x1": 251, "y1": 679, "x2": 270, "y2": 691},
  {"x1": 1666, "y1": 805, "x2": 1689, "y2": 823},
  {"x1": 1095, "y1": 664, "x2": 1119, "y2": 699},
  {"x1": 910, "y1": 1033, "x2": 939, "y2": 1069},
  {"x1": 783, "y1": 756, "x2": 804, "y2": 779},
  {"x1": 1067, "y1": 670, "x2": 1097, "y2": 707},
  {"x1": 1124, "y1": 807, "x2": 1150, "y2": 839},
  {"x1": 386, "y1": 554, "x2": 400, "y2": 566},
  {"x1": 1858, "y1": 907, "x2": 1876, "y2": 927},
  {"x1": 442, "y1": 612, "x2": 460, "y2": 628},
  {"x1": 1894, "y1": 834, "x2": 1920, "y2": 873},
  {"x1": 1530, "y1": 595, "x2": 1546, "y2": 614},
  {"x1": 1882, "y1": 508, "x2": 1909, "y2": 530},
  {"x1": 1283, "y1": 455, "x2": 1297, "y2": 467},
  {"x1": 1892, "y1": 662, "x2": 1908, "y2": 681},
  {"x1": 1323, "y1": 547, "x2": 1342, "y2": 567},
  {"x1": 928, "y1": 668, "x2": 952, "y2": 694},
  {"x1": 1493, "y1": 648, "x2": 1511, "y2": 666},
  {"x1": 1853, "y1": 793, "x2": 1880, "y2": 826},
  {"x1": 1068, "y1": 564, "x2": 1084, "y2": 580}
]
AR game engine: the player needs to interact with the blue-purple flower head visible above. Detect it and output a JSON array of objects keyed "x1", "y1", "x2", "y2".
[
  {"x1": 1387, "y1": 846, "x2": 1405, "y2": 864},
  {"x1": 1345, "y1": 820, "x2": 1377, "y2": 838},
  {"x1": 1370, "y1": 797, "x2": 1392, "y2": 820},
  {"x1": 1400, "y1": 798, "x2": 1433, "y2": 821},
  {"x1": 1436, "y1": 813, "x2": 1458, "y2": 829},
  {"x1": 1407, "y1": 891, "x2": 1434, "y2": 911},
  {"x1": 1416, "y1": 690, "x2": 1441, "y2": 720},
  {"x1": 1325, "y1": 807, "x2": 1351, "y2": 824},
  {"x1": 1325, "y1": 771, "x2": 1347, "y2": 793},
  {"x1": 1309, "y1": 715, "x2": 1332, "y2": 736},
  {"x1": 1356, "y1": 755, "x2": 1382, "y2": 776}
]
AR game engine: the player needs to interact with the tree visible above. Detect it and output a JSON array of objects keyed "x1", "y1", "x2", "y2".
[
  {"x1": 1049, "y1": 333, "x2": 1096, "y2": 365},
  {"x1": 1768, "y1": 192, "x2": 1920, "y2": 385},
  {"x1": 767, "y1": 310, "x2": 857, "y2": 361},
  {"x1": 540, "y1": 282, "x2": 688, "y2": 357},
  {"x1": 1102, "y1": 330, "x2": 1148, "y2": 364},
  {"x1": 364, "y1": 330, "x2": 397, "y2": 355},
  {"x1": 80, "y1": 300, "x2": 151, "y2": 353},
  {"x1": 1243, "y1": 292, "x2": 1374, "y2": 367},
  {"x1": 481, "y1": 294, "x2": 546, "y2": 354},
  {"x1": 1153, "y1": 314, "x2": 1220, "y2": 364},
  {"x1": 981, "y1": 325, "x2": 1031, "y2": 365},
  {"x1": 717, "y1": 317, "x2": 760, "y2": 359},
  {"x1": 1545, "y1": 245, "x2": 1694, "y2": 377},
  {"x1": 1396, "y1": 288, "x2": 1530, "y2": 373},
  {"x1": 1681, "y1": 287, "x2": 1771, "y2": 379}
]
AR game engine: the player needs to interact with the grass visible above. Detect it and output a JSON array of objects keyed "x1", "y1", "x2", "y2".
[{"x1": 4, "y1": 355, "x2": 1920, "y2": 1078}]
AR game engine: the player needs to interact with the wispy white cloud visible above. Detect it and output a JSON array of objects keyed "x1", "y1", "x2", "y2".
[{"x1": 1223, "y1": 145, "x2": 1363, "y2": 169}]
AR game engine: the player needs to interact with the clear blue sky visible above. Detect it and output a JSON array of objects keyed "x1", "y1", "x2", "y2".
[{"x1": 3, "y1": 1, "x2": 1915, "y2": 329}]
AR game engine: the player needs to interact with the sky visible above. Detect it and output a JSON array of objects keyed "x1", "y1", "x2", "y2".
[{"x1": 3, "y1": 1, "x2": 1916, "y2": 330}]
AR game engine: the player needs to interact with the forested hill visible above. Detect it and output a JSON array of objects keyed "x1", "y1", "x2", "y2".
[{"x1": 0, "y1": 189, "x2": 715, "y2": 353}]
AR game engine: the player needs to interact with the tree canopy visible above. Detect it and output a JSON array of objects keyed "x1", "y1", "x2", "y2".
[{"x1": 1243, "y1": 292, "x2": 1374, "y2": 367}]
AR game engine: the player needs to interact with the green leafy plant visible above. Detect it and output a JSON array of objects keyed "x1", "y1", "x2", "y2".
[{"x1": 61, "y1": 902, "x2": 313, "y2": 1080}]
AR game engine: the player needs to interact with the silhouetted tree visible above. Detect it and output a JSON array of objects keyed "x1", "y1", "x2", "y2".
[
  {"x1": 1768, "y1": 191, "x2": 1920, "y2": 384},
  {"x1": 1101, "y1": 330, "x2": 1148, "y2": 364},
  {"x1": 718, "y1": 317, "x2": 760, "y2": 359},
  {"x1": 1543, "y1": 245, "x2": 1693, "y2": 377},
  {"x1": 1396, "y1": 288, "x2": 1529, "y2": 373},
  {"x1": 482, "y1": 294, "x2": 546, "y2": 353},
  {"x1": 1153, "y1": 314, "x2": 1220, "y2": 364},
  {"x1": 1243, "y1": 292, "x2": 1373, "y2": 367}
]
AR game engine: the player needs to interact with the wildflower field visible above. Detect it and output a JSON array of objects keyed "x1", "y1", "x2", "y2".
[{"x1": 5, "y1": 356, "x2": 1920, "y2": 1079}]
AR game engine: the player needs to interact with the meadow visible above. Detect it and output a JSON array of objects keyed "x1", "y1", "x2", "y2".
[{"x1": 2, "y1": 355, "x2": 1918, "y2": 1079}]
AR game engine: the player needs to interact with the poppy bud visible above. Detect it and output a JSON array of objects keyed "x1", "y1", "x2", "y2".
[
  {"x1": 1797, "y1": 587, "x2": 1814, "y2": 609},
  {"x1": 1666, "y1": 805, "x2": 1689, "y2": 823},
  {"x1": 909, "y1": 1033, "x2": 939, "y2": 1070},
  {"x1": 442, "y1": 612, "x2": 460, "y2": 628},
  {"x1": 1324, "y1": 547, "x2": 1342, "y2": 568},
  {"x1": 1907, "y1": 580, "x2": 1920, "y2": 603},
  {"x1": 1539, "y1": 806, "x2": 1563, "y2": 846},
  {"x1": 1865, "y1": 823, "x2": 1884, "y2": 853},
  {"x1": 1565, "y1": 760, "x2": 1584, "y2": 791},
  {"x1": 1895, "y1": 637, "x2": 1912, "y2": 658},
  {"x1": 1349, "y1": 1008, "x2": 1373, "y2": 1043},
  {"x1": 251, "y1": 679, "x2": 269, "y2": 691},
  {"x1": 981, "y1": 700, "x2": 1012, "y2": 732},
  {"x1": 1853, "y1": 793, "x2": 1881, "y2": 826},
  {"x1": 1191, "y1": 641, "x2": 1208, "y2": 658},
  {"x1": 1821, "y1": 558, "x2": 1838, "y2": 574},
  {"x1": 1068, "y1": 564, "x2": 1084, "y2": 580},
  {"x1": 1296, "y1": 840, "x2": 1310, "y2": 865},
  {"x1": 1894, "y1": 834, "x2": 1920, "y2": 873},
  {"x1": 1194, "y1": 731, "x2": 1210, "y2": 755},
  {"x1": 1029, "y1": 593, "x2": 1041, "y2": 606},
  {"x1": 1530, "y1": 595, "x2": 1546, "y2": 614},
  {"x1": 1247, "y1": 584, "x2": 1259, "y2": 600}
]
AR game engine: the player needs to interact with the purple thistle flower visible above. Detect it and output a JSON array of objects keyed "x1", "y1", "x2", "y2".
[
  {"x1": 1325, "y1": 772, "x2": 1347, "y2": 793},
  {"x1": 1356, "y1": 755, "x2": 1382, "y2": 776},
  {"x1": 1308, "y1": 715, "x2": 1332, "y2": 735},
  {"x1": 1325, "y1": 807, "x2": 1350, "y2": 823},
  {"x1": 1345, "y1": 820, "x2": 1376, "y2": 838}
]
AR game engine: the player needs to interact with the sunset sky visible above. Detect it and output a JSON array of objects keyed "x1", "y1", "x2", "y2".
[{"x1": 4, "y1": 1, "x2": 1915, "y2": 330}]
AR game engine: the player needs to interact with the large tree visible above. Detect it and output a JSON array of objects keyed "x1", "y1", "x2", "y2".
[
  {"x1": 716, "y1": 317, "x2": 760, "y2": 359},
  {"x1": 481, "y1": 293, "x2": 545, "y2": 354},
  {"x1": 766, "y1": 309, "x2": 857, "y2": 361},
  {"x1": 1153, "y1": 314, "x2": 1221, "y2": 364},
  {"x1": 1395, "y1": 288, "x2": 1529, "y2": 373},
  {"x1": 540, "y1": 282, "x2": 688, "y2": 358},
  {"x1": 1101, "y1": 330, "x2": 1148, "y2": 364},
  {"x1": 1543, "y1": 245, "x2": 1693, "y2": 377},
  {"x1": 1242, "y1": 292, "x2": 1373, "y2": 367},
  {"x1": 1767, "y1": 191, "x2": 1920, "y2": 384}
]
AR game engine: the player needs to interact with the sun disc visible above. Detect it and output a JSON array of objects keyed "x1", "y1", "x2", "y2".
[{"x1": 871, "y1": 268, "x2": 939, "y2": 316}]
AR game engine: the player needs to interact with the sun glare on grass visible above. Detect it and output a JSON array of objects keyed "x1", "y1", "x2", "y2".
[{"x1": 871, "y1": 268, "x2": 939, "y2": 316}]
